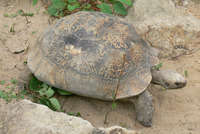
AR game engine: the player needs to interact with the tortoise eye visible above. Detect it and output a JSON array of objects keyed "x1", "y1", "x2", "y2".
[
  {"x1": 174, "y1": 82, "x2": 180, "y2": 86},
  {"x1": 165, "y1": 82, "x2": 170, "y2": 87}
]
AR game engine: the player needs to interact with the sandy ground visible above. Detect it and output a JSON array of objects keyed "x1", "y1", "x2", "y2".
[{"x1": 0, "y1": 0, "x2": 200, "y2": 134}]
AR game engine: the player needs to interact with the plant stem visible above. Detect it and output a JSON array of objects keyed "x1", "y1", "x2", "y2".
[
  {"x1": 0, "y1": 37, "x2": 12, "y2": 53},
  {"x1": 12, "y1": 24, "x2": 15, "y2": 35},
  {"x1": 21, "y1": 9, "x2": 29, "y2": 24},
  {"x1": 114, "y1": 54, "x2": 126, "y2": 101},
  {"x1": 104, "y1": 53, "x2": 126, "y2": 124}
]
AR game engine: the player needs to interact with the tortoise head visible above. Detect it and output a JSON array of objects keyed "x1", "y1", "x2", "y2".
[{"x1": 151, "y1": 70, "x2": 187, "y2": 89}]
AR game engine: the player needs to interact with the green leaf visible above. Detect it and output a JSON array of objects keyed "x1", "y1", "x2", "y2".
[
  {"x1": 10, "y1": 78, "x2": 17, "y2": 84},
  {"x1": 4, "y1": 14, "x2": 9, "y2": 17},
  {"x1": 111, "y1": 102, "x2": 118, "y2": 109},
  {"x1": 48, "y1": 4, "x2": 57, "y2": 16},
  {"x1": 10, "y1": 94, "x2": 17, "y2": 98},
  {"x1": 41, "y1": 83, "x2": 48, "y2": 91},
  {"x1": 53, "y1": 11, "x2": 60, "y2": 17},
  {"x1": 52, "y1": 0, "x2": 66, "y2": 9},
  {"x1": 10, "y1": 27, "x2": 13, "y2": 32},
  {"x1": 68, "y1": 0, "x2": 77, "y2": 4},
  {"x1": 19, "y1": 90, "x2": 27, "y2": 95},
  {"x1": 0, "y1": 80, "x2": 5, "y2": 85},
  {"x1": 29, "y1": 76, "x2": 42, "y2": 91},
  {"x1": 161, "y1": 88, "x2": 167, "y2": 91},
  {"x1": 17, "y1": 9, "x2": 23, "y2": 14},
  {"x1": 67, "y1": 112, "x2": 81, "y2": 116},
  {"x1": 10, "y1": 14, "x2": 17, "y2": 18},
  {"x1": 20, "y1": 96, "x2": 25, "y2": 99},
  {"x1": 38, "y1": 90, "x2": 45, "y2": 96},
  {"x1": 59, "y1": 11, "x2": 64, "y2": 17},
  {"x1": 22, "y1": 13, "x2": 34, "y2": 16},
  {"x1": 49, "y1": 97, "x2": 61, "y2": 111},
  {"x1": 5, "y1": 98, "x2": 11, "y2": 102},
  {"x1": 39, "y1": 97, "x2": 51, "y2": 107},
  {"x1": 97, "y1": 3, "x2": 112, "y2": 14},
  {"x1": 113, "y1": 1, "x2": 127, "y2": 15},
  {"x1": 154, "y1": 63, "x2": 162, "y2": 70},
  {"x1": 56, "y1": 88, "x2": 73, "y2": 96},
  {"x1": 33, "y1": 0, "x2": 38, "y2": 6},
  {"x1": 86, "y1": 4, "x2": 91, "y2": 8},
  {"x1": 67, "y1": 4, "x2": 76, "y2": 11},
  {"x1": 185, "y1": 70, "x2": 188, "y2": 78},
  {"x1": 119, "y1": 0, "x2": 132, "y2": 6},
  {"x1": 74, "y1": 3, "x2": 79, "y2": 8},
  {"x1": 45, "y1": 87, "x2": 55, "y2": 98}
]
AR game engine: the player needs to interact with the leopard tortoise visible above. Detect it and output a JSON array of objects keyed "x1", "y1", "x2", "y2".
[{"x1": 18, "y1": 11, "x2": 187, "y2": 127}]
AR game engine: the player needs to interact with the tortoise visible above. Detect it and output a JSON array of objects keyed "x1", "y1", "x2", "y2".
[{"x1": 18, "y1": 11, "x2": 187, "y2": 127}]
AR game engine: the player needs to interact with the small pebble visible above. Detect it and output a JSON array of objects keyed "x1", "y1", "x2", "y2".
[{"x1": 183, "y1": 1, "x2": 189, "y2": 6}]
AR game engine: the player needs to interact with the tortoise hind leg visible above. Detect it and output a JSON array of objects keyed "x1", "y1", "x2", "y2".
[
  {"x1": 17, "y1": 67, "x2": 33, "y2": 90},
  {"x1": 130, "y1": 90, "x2": 154, "y2": 127}
]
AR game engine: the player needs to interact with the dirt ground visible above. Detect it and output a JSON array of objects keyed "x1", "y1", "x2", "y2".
[{"x1": 0, "y1": 0, "x2": 200, "y2": 134}]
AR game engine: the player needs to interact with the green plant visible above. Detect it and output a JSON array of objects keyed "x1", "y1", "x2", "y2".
[
  {"x1": 0, "y1": 89, "x2": 25, "y2": 102},
  {"x1": 0, "y1": 79, "x2": 26, "y2": 102},
  {"x1": 185, "y1": 70, "x2": 188, "y2": 78},
  {"x1": 4, "y1": 9, "x2": 34, "y2": 24},
  {"x1": 0, "y1": 80, "x2": 5, "y2": 85},
  {"x1": 67, "y1": 112, "x2": 81, "y2": 116},
  {"x1": 10, "y1": 23, "x2": 16, "y2": 35},
  {"x1": 104, "y1": 54, "x2": 125, "y2": 124},
  {"x1": 31, "y1": 30, "x2": 38, "y2": 34},
  {"x1": 4, "y1": 10, "x2": 34, "y2": 18},
  {"x1": 154, "y1": 63, "x2": 162, "y2": 70},
  {"x1": 29, "y1": 76, "x2": 73, "y2": 112},
  {"x1": 33, "y1": 0, "x2": 132, "y2": 17}
]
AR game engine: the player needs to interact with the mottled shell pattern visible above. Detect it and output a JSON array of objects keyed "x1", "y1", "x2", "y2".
[{"x1": 28, "y1": 11, "x2": 159, "y2": 100}]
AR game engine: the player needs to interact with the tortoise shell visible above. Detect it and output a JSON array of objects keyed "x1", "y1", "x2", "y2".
[{"x1": 28, "y1": 11, "x2": 159, "y2": 100}]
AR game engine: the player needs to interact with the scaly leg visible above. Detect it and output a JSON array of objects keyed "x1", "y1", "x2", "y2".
[{"x1": 131, "y1": 90, "x2": 154, "y2": 127}]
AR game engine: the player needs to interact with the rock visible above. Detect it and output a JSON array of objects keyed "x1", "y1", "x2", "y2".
[
  {"x1": 90, "y1": 126, "x2": 140, "y2": 134},
  {"x1": 125, "y1": 0, "x2": 200, "y2": 58},
  {"x1": 0, "y1": 100, "x2": 139, "y2": 134},
  {"x1": 0, "y1": 99, "x2": 94, "y2": 134},
  {"x1": 191, "y1": 0, "x2": 200, "y2": 4}
]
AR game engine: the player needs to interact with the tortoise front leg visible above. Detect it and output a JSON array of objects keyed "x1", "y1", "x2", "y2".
[{"x1": 131, "y1": 90, "x2": 154, "y2": 127}]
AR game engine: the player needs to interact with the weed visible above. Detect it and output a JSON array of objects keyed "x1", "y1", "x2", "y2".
[
  {"x1": 10, "y1": 78, "x2": 17, "y2": 84},
  {"x1": 4, "y1": 9, "x2": 34, "y2": 24},
  {"x1": 67, "y1": 112, "x2": 81, "y2": 116},
  {"x1": 153, "y1": 63, "x2": 162, "y2": 70},
  {"x1": 104, "y1": 54, "x2": 125, "y2": 124},
  {"x1": 4, "y1": 25, "x2": 9, "y2": 27},
  {"x1": 29, "y1": 76, "x2": 73, "y2": 112},
  {"x1": 3, "y1": 14, "x2": 9, "y2": 17},
  {"x1": 161, "y1": 88, "x2": 167, "y2": 91},
  {"x1": 0, "y1": 89, "x2": 26, "y2": 102},
  {"x1": 33, "y1": 0, "x2": 38, "y2": 6},
  {"x1": 0, "y1": 79, "x2": 26, "y2": 102},
  {"x1": 185, "y1": 70, "x2": 188, "y2": 78},
  {"x1": 4, "y1": 13, "x2": 18, "y2": 18},
  {"x1": 119, "y1": 122, "x2": 127, "y2": 128},
  {"x1": 31, "y1": 30, "x2": 38, "y2": 34},
  {"x1": 0, "y1": 80, "x2": 5, "y2": 85},
  {"x1": 33, "y1": 0, "x2": 132, "y2": 17},
  {"x1": 10, "y1": 23, "x2": 16, "y2": 35}
]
